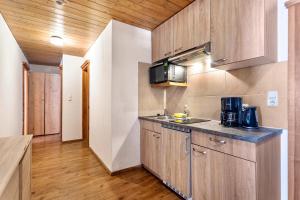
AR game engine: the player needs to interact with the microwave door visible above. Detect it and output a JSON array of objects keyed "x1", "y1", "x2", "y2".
[{"x1": 170, "y1": 66, "x2": 186, "y2": 82}]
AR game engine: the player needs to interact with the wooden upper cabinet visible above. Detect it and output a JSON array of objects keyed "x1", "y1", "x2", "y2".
[
  {"x1": 160, "y1": 19, "x2": 174, "y2": 60},
  {"x1": 152, "y1": 19, "x2": 174, "y2": 62},
  {"x1": 173, "y1": 3, "x2": 195, "y2": 54},
  {"x1": 211, "y1": 0, "x2": 277, "y2": 70},
  {"x1": 152, "y1": 26, "x2": 162, "y2": 63},
  {"x1": 194, "y1": 0, "x2": 210, "y2": 47}
]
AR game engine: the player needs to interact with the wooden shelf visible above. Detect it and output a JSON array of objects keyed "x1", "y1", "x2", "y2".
[{"x1": 151, "y1": 81, "x2": 188, "y2": 87}]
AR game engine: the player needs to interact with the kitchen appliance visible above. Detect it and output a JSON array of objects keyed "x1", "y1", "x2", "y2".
[
  {"x1": 242, "y1": 106, "x2": 259, "y2": 129},
  {"x1": 220, "y1": 97, "x2": 243, "y2": 127},
  {"x1": 168, "y1": 43, "x2": 211, "y2": 66},
  {"x1": 170, "y1": 118, "x2": 210, "y2": 124},
  {"x1": 161, "y1": 123, "x2": 191, "y2": 200},
  {"x1": 149, "y1": 61, "x2": 187, "y2": 84}
]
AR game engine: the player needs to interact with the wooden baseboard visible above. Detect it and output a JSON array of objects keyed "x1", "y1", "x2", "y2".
[
  {"x1": 111, "y1": 165, "x2": 142, "y2": 176},
  {"x1": 62, "y1": 139, "x2": 83, "y2": 143},
  {"x1": 89, "y1": 147, "x2": 141, "y2": 176}
]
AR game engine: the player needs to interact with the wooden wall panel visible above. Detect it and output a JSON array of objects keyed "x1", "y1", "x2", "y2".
[
  {"x1": 45, "y1": 74, "x2": 61, "y2": 135},
  {"x1": 28, "y1": 72, "x2": 45, "y2": 136},
  {"x1": 286, "y1": 1, "x2": 300, "y2": 200}
]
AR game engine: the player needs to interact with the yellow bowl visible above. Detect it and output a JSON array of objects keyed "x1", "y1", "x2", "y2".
[{"x1": 173, "y1": 113, "x2": 187, "y2": 118}]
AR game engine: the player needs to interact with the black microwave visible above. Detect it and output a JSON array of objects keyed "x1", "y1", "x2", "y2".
[{"x1": 149, "y1": 62, "x2": 187, "y2": 84}]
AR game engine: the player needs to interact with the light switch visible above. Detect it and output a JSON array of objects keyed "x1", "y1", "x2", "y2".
[
  {"x1": 267, "y1": 91, "x2": 278, "y2": 107},
  {"x1": 67, "y1": 95, "x2": 72, "y2": 102}
]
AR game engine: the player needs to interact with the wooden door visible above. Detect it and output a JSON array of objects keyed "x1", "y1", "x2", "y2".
[
  {"x1": 162, "y1": 128, "x2": 190, "y2": 197},
  {"x1": 173, "y1": 3, "x2": 194, "y2": 54},
  {"x1": 223, "y1": 155, "x2": 256, "y2": 200},
  {"x1": 161, "y1": 128, "x2": 173, "y2": 183},
  {"x1": 192, "y1": 144, "x2": 224, "y2": 200},
  {"x1": 194, "y1": 0, "x2": 210, "y2": 47},
  {"x1": 23, "y1": 63, "x2": 29, "y2": 135},
  {"x1": 192, "y1": 144, "x2": 256, "y2": 200},
  {"x1": 28, "y1": 72, "x2": 45, "y2": 136},
  {"x1": 150, "y1": 132, "x2": 161, "y2": 177},
  {"x1": 160, "y1": 18, "x2": 174, "y2": 59},
  {"x1": 82, "y1": 61, "x2": 90, "y2": 143},
  {"x1": 141, "y1": 129, "x2": 152, "y2": 169},
  {"x1": 152, "y1": 26, "x2": 161, "y2": 62},
  {"x1": 211, "y1": 0, "x2": 264, "y2": 66},
  {"x1": 172, "y1": 130, "x2": 190, "y2": 197},
  {"x1": 20, "y1": 144, "x2": 32, "y2": 200},
  {"x1": 45, "y1": 73, "x2": 61, "y2": 135}
]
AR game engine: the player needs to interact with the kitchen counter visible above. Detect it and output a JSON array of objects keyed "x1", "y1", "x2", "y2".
[
  {"x1": 139, "y1": 116, "x2": 282, "y2": 143},
  {"x1": 0, "y1": 135, "x2": 32, "y2": 197}
]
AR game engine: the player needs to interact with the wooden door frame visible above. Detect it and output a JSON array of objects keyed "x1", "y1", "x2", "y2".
[
  {"x1": 22, "y1": 62, "x2": 30, "y2": 135},
  {"x1": 81, "y1": 60, "x2": 90, "y2": 143},
  {"x1": 58, "y1": 65, "x2": 63, "y2": 142}
]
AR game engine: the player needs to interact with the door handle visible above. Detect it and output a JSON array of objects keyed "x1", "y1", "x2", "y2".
[
  {"x1": 209, "y1": 137, "x2": 226, "y2": 144},
  {"x1": 192, "y1": 147, "x2": 207, "y2": 155},
  {"x1": 185, "y1": 135, "x2": 190, "y2": 154}
]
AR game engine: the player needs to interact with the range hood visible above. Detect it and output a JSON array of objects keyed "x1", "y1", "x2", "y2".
[{"x1": 168, "y1": 43, "x2": 211, "y2": 66}]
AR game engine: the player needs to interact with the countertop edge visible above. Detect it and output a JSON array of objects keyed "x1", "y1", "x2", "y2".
[
  {"x1": 139, "y1": 117, "x2": 283, "y2": 143},
  {"x1": 0, "y1": 135, "x2": 32, "y2": 197}
]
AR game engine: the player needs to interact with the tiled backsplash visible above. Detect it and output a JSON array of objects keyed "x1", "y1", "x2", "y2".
[{"x1": 166, "y1": 61, "x2": 288, "y2": 129}]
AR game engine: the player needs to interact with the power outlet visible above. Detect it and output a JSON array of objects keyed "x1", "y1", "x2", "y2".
[{"x1": 267, "y1": 91, "x2": 278, "y2": 107}]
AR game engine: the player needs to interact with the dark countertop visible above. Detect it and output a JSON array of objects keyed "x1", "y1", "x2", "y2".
[{"x1": 139, "y1": 116, "x2": 282, "y2": 143}]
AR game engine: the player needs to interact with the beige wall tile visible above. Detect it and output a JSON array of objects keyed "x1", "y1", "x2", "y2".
[
  {"x1": 138, "y1": 62, "x2": 164, "y2": 116},
  {"x1": 166, "y1": 61, "x2": 288, "y2": 129}
]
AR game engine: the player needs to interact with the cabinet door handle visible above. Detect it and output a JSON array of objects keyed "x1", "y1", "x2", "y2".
[
  {"x1": 193, "y1": 148, "x2": 207, "y2": 155},
  {"x1": 164, "y1": 52, "x2": 172, "y2": 57},
  {"x1": 175, "y1": 47, "x2": 183, "y2": 53},
  {"x1": 209, "y1": 137, "x2": 226, "y2": 144},
  {"x1": 213, "y1": 58, "x2": 227, "y2": 63},
  {"x1": 185, "y1": 135, "x2": 190, "y2": 154},
  {"x1": 153, "y1": 134, "x2": 160, "y2": 139}
]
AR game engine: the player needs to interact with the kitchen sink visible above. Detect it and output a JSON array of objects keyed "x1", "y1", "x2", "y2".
[{"x1": 170, "y1": 118, "x2": 210, "y2": 124}]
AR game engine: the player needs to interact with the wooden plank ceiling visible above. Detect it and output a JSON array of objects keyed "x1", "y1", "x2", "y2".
[{"x1": 0, "y1": 0, "x2": 193, "y2": 66}]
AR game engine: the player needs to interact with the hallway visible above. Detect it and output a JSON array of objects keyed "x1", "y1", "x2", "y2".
[{"x1": 31, "y1": 135, "x2": 179, "y2": 200}]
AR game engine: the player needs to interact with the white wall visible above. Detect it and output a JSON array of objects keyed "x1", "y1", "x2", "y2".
[
  {"x1": 85, "y1": 22, "x2": 113, "y2": 169},
  {"x1": 111, "y1": 20, "x2": 151, "y2": 171},
  {"x1": 62, "y1": 54, "x2": 84, "y2": 141},
  {"x1": 30, "y1": 64, "x2": 60, "y2": 74},
  {"x1": 84, "y1": 20, "x2": 151, "y2": 172},
  {"x1": 0, "y1": 14, "x2": 28, "y2": 137}
]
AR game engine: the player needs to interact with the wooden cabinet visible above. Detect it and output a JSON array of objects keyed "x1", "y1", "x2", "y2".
[
  {"x1": 192, "y1": 144, "x2": 256, "y2": 200},
  {"x1": 20, "y1": 143, "x2": 32, "y2": 200},
  {"x1": 140, "y1": 121, "x2": 162, "y2": 177},
  {"x1": 152, "y1": 19, "x2": 174, "y2": 62},
  {"x1": 194, "y1": 0, "x2": 210, "y2": 47},
  {"x1": 0, "y1": 139, "x2": 32, "y2": 200},
  {"x1": 173, "y1": 3, "x2": 194, "y2": 54},
  {"x1": 161, "y1": 128, "x2": 190, "y2": 198},
  {"x1": 152, "y1": 0, "x2": 210, "y2": 62},
  {"x1": 29, "y1": 72, "x2": 61, "y2": 136},
  {"x1": 28, "y1": 72, "x2": 45, "y2": 136},
  {"x1": 192, "y1": 131, "x2": 281, "y2": 200},
  {"x1": 211, "y1": 0, "x2": 277, "y2": 70},
  {"x1": 152, "y1": 26, "x2": 162, "y2": 63},
  {"x1": 45, "y1": 74, "x2": 61, "y2": 135}
]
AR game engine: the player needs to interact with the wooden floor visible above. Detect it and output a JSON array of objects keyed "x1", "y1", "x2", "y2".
[{"x1": 31, "y1": 135, "x2": 180, "y2": 200}]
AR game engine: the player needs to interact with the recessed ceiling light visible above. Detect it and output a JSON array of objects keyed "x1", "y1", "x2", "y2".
[
  {"x1": 50, "y1": 36, "x2": 64, "y2": 46},
  {"x1": 56, "y1": 0, "x2": 66, "y2": 5}
]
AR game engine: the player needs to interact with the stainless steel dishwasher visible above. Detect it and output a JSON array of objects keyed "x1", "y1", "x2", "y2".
[{"x1": 161, "y1": 123, "x2": 192, "y2": 200}]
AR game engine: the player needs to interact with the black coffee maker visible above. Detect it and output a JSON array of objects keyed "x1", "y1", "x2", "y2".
[{"x1": 221, "y1": 97, "x2": 243, "y2": 127}]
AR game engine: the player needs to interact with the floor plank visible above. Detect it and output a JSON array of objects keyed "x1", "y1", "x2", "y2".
[{"x1": 31, "y1": 135, "x2": 180, "y2": 200}]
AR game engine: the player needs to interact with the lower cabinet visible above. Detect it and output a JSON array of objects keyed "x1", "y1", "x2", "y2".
[
  {"x1": 141, "y1": 129, "x2": 161, "y2": 177},
  {"x1": 192, "y1": 144, "x2": 256, "y2": 200},
  {"x1": 161, "y1": 128, "x2": 190, "y2": 198}
]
